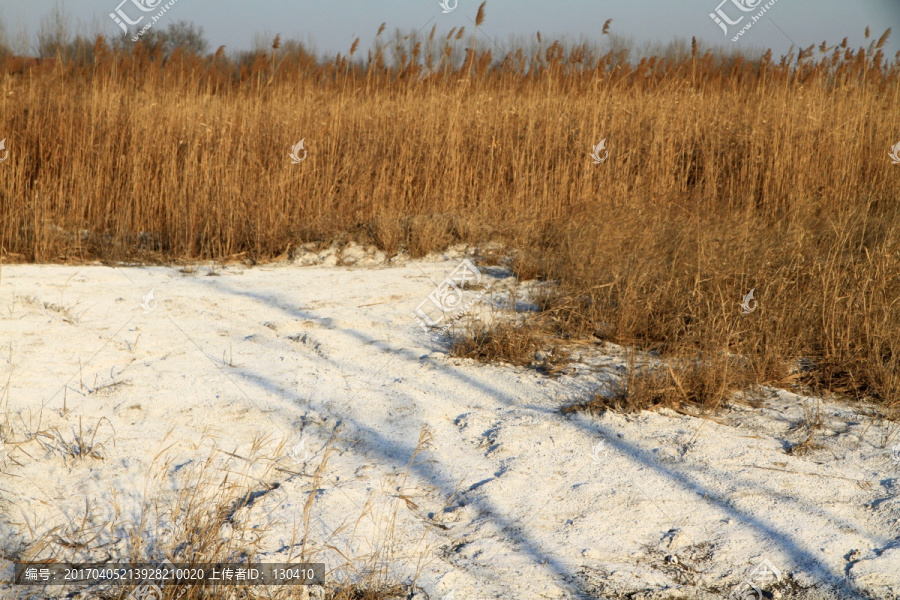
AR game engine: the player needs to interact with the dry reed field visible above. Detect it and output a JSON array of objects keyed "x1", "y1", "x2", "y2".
[
  {"x1": 2, "y1": 3, "x2": 900, "y2": 598},
  {"x1": 2, "y1": 17, "x2": 898, "y2": 409}
]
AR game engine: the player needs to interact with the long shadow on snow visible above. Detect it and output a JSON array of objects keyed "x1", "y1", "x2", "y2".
[{"x1": 188, "y1": 274, "x2": 878, "y2": 600}]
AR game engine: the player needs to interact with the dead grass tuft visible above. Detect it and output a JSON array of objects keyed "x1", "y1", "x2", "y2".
[
  {"x1": 563, "y1": 350, "x2": 749, "y2": 414},
  {"x1": 450, "y1": 320, "x2": 569, "y2": 373},
  {"x1": 357, "y1": 213, "x2": 481, "y2": 259}
]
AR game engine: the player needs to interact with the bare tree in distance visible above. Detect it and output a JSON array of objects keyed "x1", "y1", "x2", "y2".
[{"x1": 118, "y1": 20, "x2": 209, "y2": 57}]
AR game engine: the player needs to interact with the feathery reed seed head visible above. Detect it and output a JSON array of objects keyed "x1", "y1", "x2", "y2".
[{"x1": 475, "y1": 2, "x2": 487, "y2": 27}]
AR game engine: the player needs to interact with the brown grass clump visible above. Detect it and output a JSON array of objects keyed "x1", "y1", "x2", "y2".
[
  {"x1": 535, "y1": 196, "x2": 900, "y2": 407},
  {"x1": 450, "y1": 321, "x2": 569, "y2": 373},
  {"x1": 563, "y1": 350, "x2": 749, "y2": 415},
  {"x1": 358, "y1": 213, "x2": 482, "y2": 259}
]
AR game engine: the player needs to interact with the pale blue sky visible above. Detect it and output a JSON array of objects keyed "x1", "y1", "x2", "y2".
[{"x1": 1, "y1": 1, "x2": 898, "y2": 60}]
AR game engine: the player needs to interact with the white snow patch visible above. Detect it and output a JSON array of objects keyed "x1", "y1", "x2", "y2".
[{"x1": 0, "y1": 258, "x2": 897, "y2": 599}]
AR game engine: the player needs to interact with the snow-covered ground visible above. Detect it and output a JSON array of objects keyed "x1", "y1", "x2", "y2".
[{"x1": 1, "y1": 247, "x2": 899, "y2": 600}]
